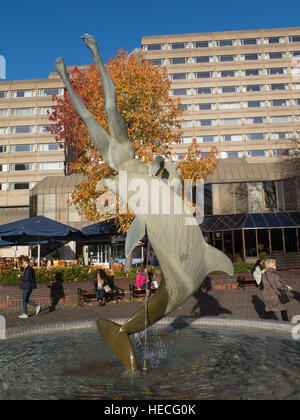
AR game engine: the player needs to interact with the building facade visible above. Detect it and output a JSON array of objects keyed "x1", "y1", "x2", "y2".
[
  {"x1": 141, "y1": 27, "x2": 300, "y2": 162},
  {"x1": 0, "y1": 72, "x2": 66, "y2": 223}
]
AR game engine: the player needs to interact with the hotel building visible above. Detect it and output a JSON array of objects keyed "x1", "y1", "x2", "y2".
[
  {"x1": 0, "y1": 72, "x2": 66, "y2": 224},
  {"x1": 141, "y1": 27, "x2": 300, "y2": 161}
]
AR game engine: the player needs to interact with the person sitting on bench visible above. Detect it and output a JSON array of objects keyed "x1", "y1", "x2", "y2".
[
  {"x1": 94, "y1": 269, "x2": 109, "y2": 306},
  {"x1": 136, "y1": 263, "x2": 151, "y2": 297}
]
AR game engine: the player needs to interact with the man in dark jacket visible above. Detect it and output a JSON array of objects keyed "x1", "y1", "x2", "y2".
[{"x1": 18, "y1": 257, "x2": 41, "y2": 319}]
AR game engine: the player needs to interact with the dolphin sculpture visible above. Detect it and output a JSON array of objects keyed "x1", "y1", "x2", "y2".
[{"x1": 55, "y1": 34, "x2": 234, "y2": 371}]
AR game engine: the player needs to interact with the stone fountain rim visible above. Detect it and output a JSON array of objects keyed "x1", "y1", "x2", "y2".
[{"x1": 1, "y1": 316, "x2": 295, "y2": 340}]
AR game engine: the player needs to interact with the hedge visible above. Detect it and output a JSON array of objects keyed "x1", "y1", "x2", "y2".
[{"x1": 0, "y1": 263, "x2": 254, "y2": 286}]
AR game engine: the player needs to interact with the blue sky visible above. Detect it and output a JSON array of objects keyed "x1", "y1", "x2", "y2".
[{"x1": 1, "y1": 0, "x2": 300, "y2": 81}]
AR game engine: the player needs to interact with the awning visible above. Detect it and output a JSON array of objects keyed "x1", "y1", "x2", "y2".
[
  {"x1": 201, "y1": 212, "x2": 300, "y2": 232},
  {"x1": 81, "y1": 219, "x2": 119, "y2": 238}
]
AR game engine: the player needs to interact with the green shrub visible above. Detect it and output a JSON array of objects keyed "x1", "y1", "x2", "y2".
[
  {"x1": 0, "y1": 270, "x2": 20, "y2": 285},
  {"x1": 233, "y1": 261, "x2": 254, "y2": 273}
]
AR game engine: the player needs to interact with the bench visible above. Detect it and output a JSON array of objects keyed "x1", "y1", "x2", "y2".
[
  {"x1": 236, "y1": 275, "x2": 257, "y2": 289},
  {"x1": 129, "y1": 283, "x2": 158, "y2": 300},
  {"x1": 77, "y1": 285, "x2": 125, "y2": 306}
]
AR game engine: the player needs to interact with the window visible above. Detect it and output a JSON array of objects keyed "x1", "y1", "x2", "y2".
[
  {"x1": 289, "y1": 36, "x2": 300, "y2": 43},
  {"x1": 220, "y1": 86, "x2": 239, "y2": 93},
  {"x1": 291, "y1": 51, "x2": 300, "y2": 57},
  {"x1": 266, "y1": 52, "x2": 285, "y2": 59},
  {"x1": 245, "y1": 101, "x2": 265, "y2": 108},
  {"x1": 265, "y1": 37, "x2": 284, "y2": 44},
  {"x1": 194, "y1": 103, "x2": 215, "y2": 110},
  {"x1": 217, "y1": 55, "x2": 236, "y2": 62},
  {"x1": 269, "y1": 83, "x2": 287, "y2": 91},
  {"x1": 181, "y1": 120, "x2": 193, "y2": 128},
  {"x1": 171, "y1": 88, "x2": 190, "y2": 96},
  {"x1": 270, "y1": 99, "x2": 289, "y2": 107},
  {"x1": 38, "y1": 125, "x2": 54, "y2": 133},
  {"x1": 195, "y1": 71, "x2": 214, "y2": 78},
  {"x1": 247, "y1": 150, "x2": 268, "y2": 157},
  {"x1": 270, "y1": 116, "x2": 292, "y2": 123},
  {"x1": 12, "y1": 90, "x2": 35, "y2": 98},
  {"x1": 216, "y1": 39, "x2": 236, "y2": 47},
  {"x1": 246, "y1": 133, "x2": 267, "y2": 141},
  {"x1": 0, "y1": 146, "x2": 7, "y2": 153},
  {"x1": 220, "y1": 134, "x2": 243, "y2": 142},
  {"x1": 196, "y1": 87, "x2": 213, "y2": 94},
  {"x1": 39, "y1": 88, "x2": 64, "y2": 96},
  {"x1": 245, "y1": 117, "x2": 266, "y2": 124},
  {"x1": 0, "y1": 109, "x2": 8, "y2": 117},
  {"x1": 9, "y1": 182, "x2": 32, "y2": 190},
  {"x1": 11, "y1": 107, "x2": 35, "y2": 116},
  {"x1": 148, "y1": 59, "x2": 164, "y2": 66},
  {"x1": 181, "y1": 137, "x2": 193, "y2": 144},
  {"x1": 219, "y1": 102, "x2": 240, "y2": 109},
  {"x1": 227, "y1": 151, "x2": 241, "y2": 158},
  {"x1": 38, "y1": 162, "x2": 64, "y2": 170},
  {"x1": 11, "y1": 126, "x2": 35, "y2": 134},
  {"x1": 198, "y1": 135, "x2": 218, "y2": 143},
  {"x1": 0, "y1": 127, "x2": 8, "y2": 135},
  {"x1": 10, "y1": 144, "x2": 34, "y2": 152},
  {"x1": 38, "y1": 106, "x2": 54, "y2": 115},
  {"x1": 267, "y1": 67, "x2": 286, "y2": 75},
  {"x1": 292, "y1": 83, "x2": 300, "y2": 90},
  {"x1": 244, "y1": 69, "x2": 261, "y2": 76},
  {"x1": 219, "y1": 70, "x2": 237, "y2": 78},
  {"x1": 195, "y1": 119, "x2": 217, "y2": 126},
  {"x1": 270, "y1": 132, "x2": 293, "y2": 140},
  {"x1": 243, "y1": 53, "x2": 260, "y2": 61},
  {"x1": 272, "y1": 149, "x2": 289, "y2": 156},
  {"x1": 263, "y1": 181, "x2": 277, "y2": 210},
  {"x1": 168, "y1": 42, "x2": 188, "y2": 50},
  {"x1": 10, "y1": 163, "x2": 34, "y2": 171},
  {"x1": 220, "y1": 118, "x2": 242, "y2": 126},
  {"x1": 0, "y1": 91, "x2": 8, "y2": 99},
  {"x1": 178, "y1": 104, "x2": 191, "y2": 111},
  {"x1": 192, "y1": 56, "x2": 212, "y2": 63},
  {"x1": 143, "y1": 44, "x2": 162, "y2": 51},
  {"x1": 192, "y1": 41, "x2": 212, "y2": 48},
  {"x1": 169, "y1": 73, "x2": 188, "y2": 80},
  {"x1": 240, "y1": 38, "x2": 259, "y2": 45},
  {"x1": 169, "y1": 57, "x2": 189, "y2": 65},
  {"x1": 245, "y1": 85, "x2": 263, "y2": 92}
]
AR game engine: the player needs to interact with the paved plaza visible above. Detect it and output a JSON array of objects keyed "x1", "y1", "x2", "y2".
[{"x1": 1, "y1": 283, "x2": 300, "y2": 333}]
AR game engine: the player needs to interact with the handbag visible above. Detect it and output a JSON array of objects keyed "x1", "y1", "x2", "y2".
[
  {"x1": 104, "y1": 284, "x2": 112, "y2": 293},
  {"x1": 265, "y1": 271, "x2": 289, "y2": 305}
]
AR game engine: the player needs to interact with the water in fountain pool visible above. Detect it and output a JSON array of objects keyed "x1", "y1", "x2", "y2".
[{"x1": 0, "y1": 324, "x2": 299, "y2": 400}]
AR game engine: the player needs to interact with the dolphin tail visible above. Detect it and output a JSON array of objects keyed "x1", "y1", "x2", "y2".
[
  {"x1": 96, "y1": 319, "x2": 138, "y2": 371},
  {"x1": 205, "y1": 244, "x2": 234, "y2": 276}
]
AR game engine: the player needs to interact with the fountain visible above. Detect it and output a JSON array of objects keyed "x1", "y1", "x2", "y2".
[{"x1": 54, "y1": 34, "x2": 234, "y2": 371}]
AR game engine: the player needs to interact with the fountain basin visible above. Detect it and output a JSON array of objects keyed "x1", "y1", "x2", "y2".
[{"x1": 0, "y1": 318, "x2": 299, "y2": 400}]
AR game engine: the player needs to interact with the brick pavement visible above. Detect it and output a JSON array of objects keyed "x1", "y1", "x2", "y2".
[{"x1": 1, "y1": 283, "x2": 300, "y2": 332}]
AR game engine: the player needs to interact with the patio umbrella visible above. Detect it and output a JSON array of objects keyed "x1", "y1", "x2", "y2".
[{"x1": 0, "y1": 216, "x2": 83, "y2": 266}]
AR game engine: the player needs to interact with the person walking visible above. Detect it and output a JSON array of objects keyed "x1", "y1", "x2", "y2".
[
  {"x1": 252, "y1": 259, "x2": 265, "y2": 288},
  {"x1": 261, "y1": 258, "x2": 291, "y2": 322},
  {"x1": 18, "y1": 257, "x2": 41, "y2": 319}
]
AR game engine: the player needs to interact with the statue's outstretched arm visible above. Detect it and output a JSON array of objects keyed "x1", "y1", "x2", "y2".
[
  {"x1": 55, "y1": 57, "x2": 115, "y2": 169},
  {"x1": 81, "y1": 34, "x2": 134, "y2": 159}
]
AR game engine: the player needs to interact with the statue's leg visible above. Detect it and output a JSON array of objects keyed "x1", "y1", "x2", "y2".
[
  {"x1": 55, "y1": 57, "x2": 115, "y2": 167},
  {"x1": 81, "y1": 34, "x2": 134, "y2": 157}
]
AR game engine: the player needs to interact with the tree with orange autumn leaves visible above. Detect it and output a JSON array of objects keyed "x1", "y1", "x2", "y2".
[{"x1": 50, "y1": 50, "x2": 218, "y2": 233}]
